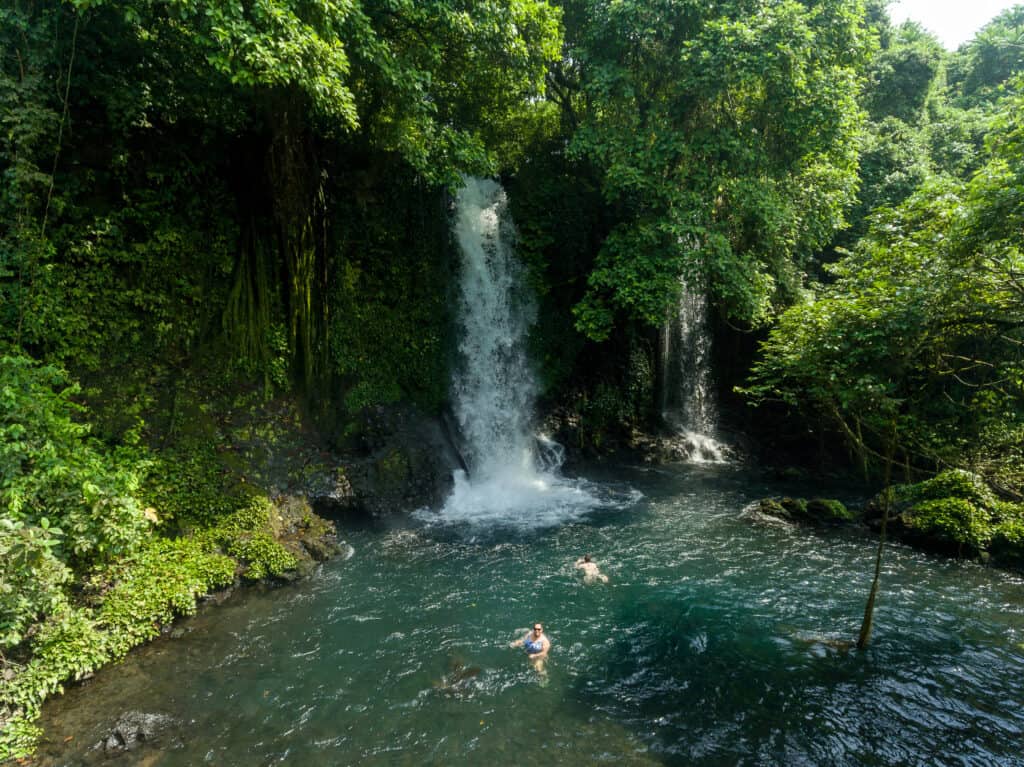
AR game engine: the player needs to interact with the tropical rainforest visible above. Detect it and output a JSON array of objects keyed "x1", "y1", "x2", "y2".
[{"x1": 2, "y1": 0, "x2": 1023, "y2": 758}]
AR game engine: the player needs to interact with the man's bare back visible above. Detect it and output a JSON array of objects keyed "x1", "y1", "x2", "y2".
[{"x1": 575, "y1": 554, "x2": 609, "y2": 583}]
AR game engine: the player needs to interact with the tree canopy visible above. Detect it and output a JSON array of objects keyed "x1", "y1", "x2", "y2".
[{"x1": 559, "y1": 0, "x2": 871, "y2": 340}]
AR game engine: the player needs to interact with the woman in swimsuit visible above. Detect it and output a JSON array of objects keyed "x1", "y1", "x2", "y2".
[{"x1": 510, "y1": 623, "x2": 550, "y2": 671}]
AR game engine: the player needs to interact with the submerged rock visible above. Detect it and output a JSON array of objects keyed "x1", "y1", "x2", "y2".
[
  {"x1": 433, "y1": 657, "x2": 483, "y2": 698},
  {"x1": 96, "y1": 710, "x2": 177, "y2": 753}
]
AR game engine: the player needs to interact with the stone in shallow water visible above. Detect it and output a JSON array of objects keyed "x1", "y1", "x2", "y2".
[{"x1": 96, "y1": 710, "x2": 177, "y2": 753}]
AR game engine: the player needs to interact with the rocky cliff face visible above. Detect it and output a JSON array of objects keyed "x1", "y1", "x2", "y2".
[{"x1": 315, "y1": 404, "x2": 462, "y2": 521}]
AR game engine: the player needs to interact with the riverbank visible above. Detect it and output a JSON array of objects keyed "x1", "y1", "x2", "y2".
[
  {"x1": 751, "y1": 469, "x2": 1024, "y2": 573},
  {"x1": 0, "y1": 371, "x2": 346, "y2": 761},
  {"x1": 0, "y1": 364, "x2": 472, "y2": 763},
  {"x1": 0, "y1": 492, "x2": 342, "y2": 761}
]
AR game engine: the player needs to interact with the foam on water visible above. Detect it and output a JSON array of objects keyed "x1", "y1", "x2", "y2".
[{"x1": 421, "y1": 469, "x2": 628, "y2": 532}]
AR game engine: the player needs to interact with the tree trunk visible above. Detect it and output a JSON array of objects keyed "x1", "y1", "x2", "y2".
[{"x1": 857, "y1": 430, "x2": 896, "y2": 650}]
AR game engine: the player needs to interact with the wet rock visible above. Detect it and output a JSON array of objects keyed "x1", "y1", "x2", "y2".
[
  {"x1": 303, "y1": 464, "x2": 359, "y2": 517},
  {"x1": 755, "y1": 497, "x2": 856, "y2": 525},
  {"x1": 337, "y1": 404, "x2": 461, "y2": 516},
  {"x1": 268, "y1": 494, "x2": 343, "y2": 576},
  {"x1": 96, "y1": 711, "x2": 176, "y2": 753},
  {"x1": 199, "y1": 586, "x2": 236, "y2": 606}
]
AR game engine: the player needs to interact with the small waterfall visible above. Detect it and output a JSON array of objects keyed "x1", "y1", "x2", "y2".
[
  {"x1": 660, "y1": 278, "x2": 729, "y2": 463},
  {"x1": 426, "y1": 177, "x2": 625, "y2": 529}
]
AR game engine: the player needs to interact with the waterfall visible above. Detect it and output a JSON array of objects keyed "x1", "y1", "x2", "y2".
[
  {"x1": 659, "y1": 278, "x2": 729, "y2": 463},
  {"x1": 449, "y1": 177, "x2": 538, "y2": 478},
  {"x1": 425, "y1": 177, "x2": 625, "y2": 529}
]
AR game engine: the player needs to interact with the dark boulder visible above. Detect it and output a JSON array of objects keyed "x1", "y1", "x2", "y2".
[
  {"x1": 335, "y1": 404, "x2": 462, "y2": 517},
  {"x1": 96, "y1": 710, "x2": 177, "y2": 753}
]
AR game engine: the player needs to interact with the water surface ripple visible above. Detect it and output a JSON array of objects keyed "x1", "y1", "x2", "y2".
[{"x1": 35, "y1": 463, "x2": 1024, "y2": 766}]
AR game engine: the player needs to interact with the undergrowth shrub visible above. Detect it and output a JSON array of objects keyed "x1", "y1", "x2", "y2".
[
  {"x1": 1, "y1": 355, "x2": 151, "y2": 650},
  {"x1": 95, "y1": 537, "x2": 237, "y2": 654},
  {"x1": 0, "y1": 518, "x2": 70, "y2": 647},
  {"x1": 906, "y1": 497, "x2": 993, "y2": 552},
  {"x1": 0, "y1": 356, "x2": 151, "y2": 568},
  {"x1": 199, "y1": 497, "x2": 297, "y2": 580},
  {"x1": 144, "y1": 439, "x2": 255, "y2": 528}
]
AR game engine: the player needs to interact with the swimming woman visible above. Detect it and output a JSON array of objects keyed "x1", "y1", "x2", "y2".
[{"x1": 510, "y1": 623, "x2": 550, "y2": 671}]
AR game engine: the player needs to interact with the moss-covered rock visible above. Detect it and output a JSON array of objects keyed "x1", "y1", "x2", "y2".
[
  {"x1": 756, "y1": 498, "x2": 789, "y2": 519},
  {"x1": 805, "y1": 498, "x2": 856, "y2": 523},
  {"x1": 865, "y1": 470, "x2": 1023, "y2": 568},
  {"x1": 915, "y1": 469, "x2": 998, "y2": 509},
  {"x1": 755, "y1": 496, "x2": 855, "y2": 525},
  {"x1": 990, "y1": 503, "x2": 1024, "y2": 567},
  {"x1": 903, "y1": 497, "x2": 993, "y2": 555}
]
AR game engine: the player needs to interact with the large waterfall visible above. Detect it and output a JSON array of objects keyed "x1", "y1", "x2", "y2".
[
  {"x1": 427, "y1": 177, "x2": 620, "y2": 529},
  {"x1": 449, "y1": 177, "x2": 538, "y2": 478},
  {"x1": 659, "y1": 278, "x2": 729, "y2": 463}
]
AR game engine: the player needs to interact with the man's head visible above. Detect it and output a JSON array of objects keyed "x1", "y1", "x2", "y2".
[{"x1": 584, "y1": 554, "x2": 592, "y2": 563}]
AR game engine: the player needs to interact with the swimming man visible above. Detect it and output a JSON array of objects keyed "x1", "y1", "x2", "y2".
[{"x1": 575, "y1": 554, "x2": 609, "y2": 583}]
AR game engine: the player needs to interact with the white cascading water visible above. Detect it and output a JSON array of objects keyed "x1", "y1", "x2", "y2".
[
  {"x1": 424, "y1": 177, "x2": 618, "y2": 529},
  {"x1": 660, "y1": 278, "x2": 729, "y2": 463},
  {"x1": 448, "y1": 177, "x2": 538, "y2": 478}
]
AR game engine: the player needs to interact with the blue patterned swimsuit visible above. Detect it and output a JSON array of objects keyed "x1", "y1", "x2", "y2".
[{"x1": 524, "y1": 634, "x2": 544, "y2": 655}]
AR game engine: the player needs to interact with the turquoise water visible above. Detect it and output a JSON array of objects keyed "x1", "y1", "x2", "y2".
[{"x1": 36, "y1": 463, "x2": 1024, "y2": 766}]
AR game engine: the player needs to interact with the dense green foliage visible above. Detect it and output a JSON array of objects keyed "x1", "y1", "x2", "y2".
[
  {"x1": 747, "y1": 11, "x2": 1024, "y2": 497},
  {"x1": 556, "y1": 0, "x2": 871, "y2": 339},
  {"x1": 0, "y1": 356, "x2": 150, "y2": 646}
]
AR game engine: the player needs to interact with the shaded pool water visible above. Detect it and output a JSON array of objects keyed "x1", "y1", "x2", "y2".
[{"x1": 34, "y1": 463, "x2": 1024, "y2": 766}]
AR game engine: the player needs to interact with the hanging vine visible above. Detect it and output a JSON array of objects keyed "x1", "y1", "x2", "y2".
[{"x1": 266, "y1": 97, "x2": 328, "y2": 391}]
